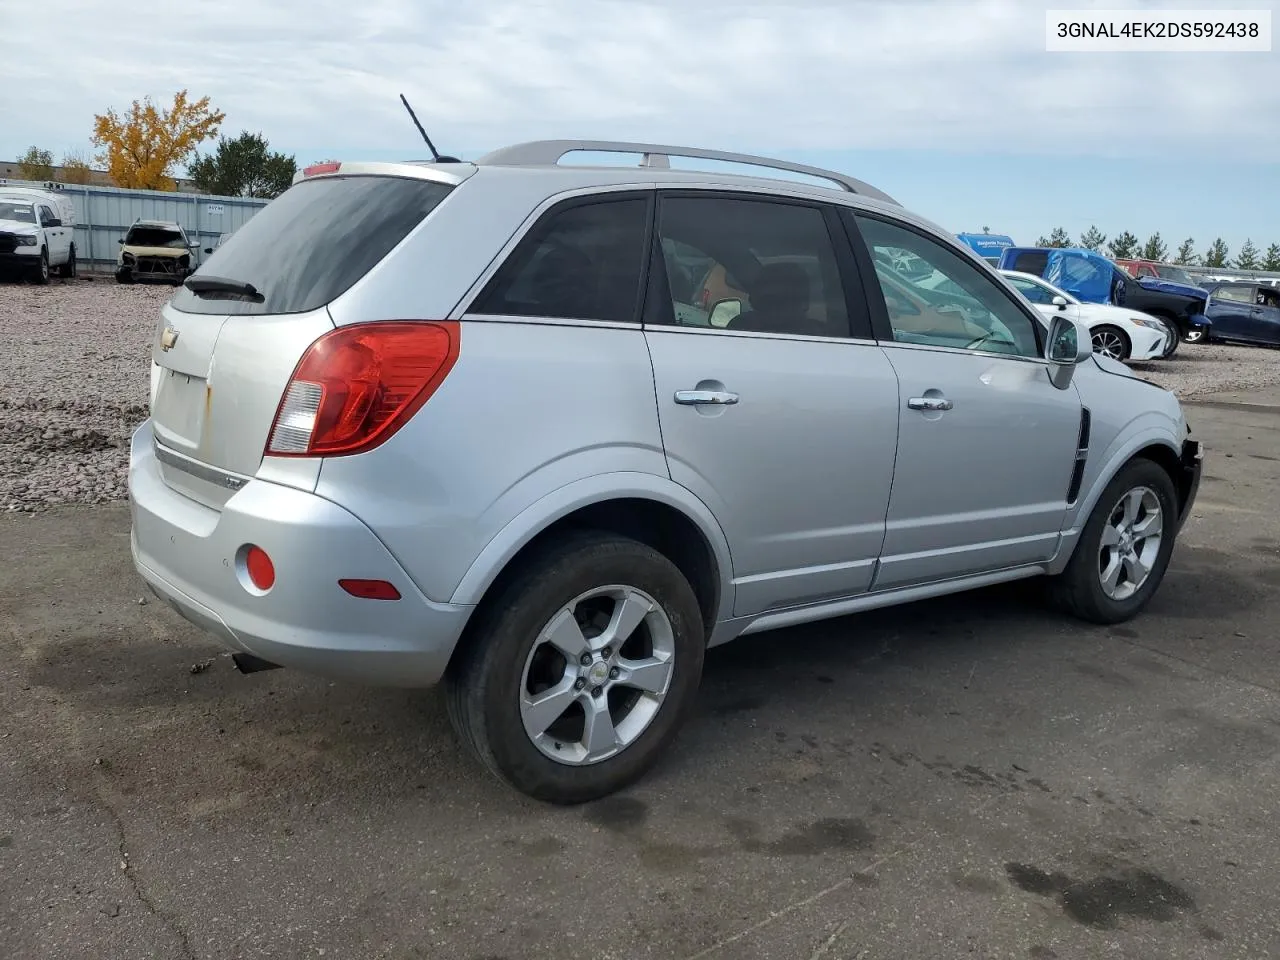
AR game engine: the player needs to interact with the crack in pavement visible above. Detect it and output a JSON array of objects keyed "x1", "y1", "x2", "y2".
[{"x1": 95, "y1": 779, "x2": 197, "y2": 960}]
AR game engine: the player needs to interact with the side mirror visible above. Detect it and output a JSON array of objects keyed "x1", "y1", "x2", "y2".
[
  {"x1": 189, "y1": 240, "x2": 200, "y2": 249},
  {"x1": 1052, "y1": 295, "x2": 1068, "y2": 311},
  {"x1": 1046, "y1": 315, "x2": 1093, "y2": 389},
  {"x1": 118, "y1": 238, "x2": 124, "y2": 244},
  {"x1": 45, "y1": 217, "x2": 61, "y2": 228},
  {"x1": 708, "y1": 298, "x2": 743, "y2": 328}
]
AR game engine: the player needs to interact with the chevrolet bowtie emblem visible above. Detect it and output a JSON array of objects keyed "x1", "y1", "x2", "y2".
[{"x1": 160, "y1": 327, "x2": 179, "y2": 351}]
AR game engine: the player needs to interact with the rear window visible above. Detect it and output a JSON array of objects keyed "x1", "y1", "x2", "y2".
[{"x1": 171, "y1": 175, "x2": 453, "y2": 316}]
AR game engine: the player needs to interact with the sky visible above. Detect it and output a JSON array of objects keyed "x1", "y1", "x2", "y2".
[{"x1": 3, "y1": 0, "x2": 1278, "y2": 258}]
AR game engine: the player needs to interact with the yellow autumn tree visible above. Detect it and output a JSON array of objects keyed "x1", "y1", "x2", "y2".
[{"x1": 92, "y1": 90, "x2": 225, "y2": 191}]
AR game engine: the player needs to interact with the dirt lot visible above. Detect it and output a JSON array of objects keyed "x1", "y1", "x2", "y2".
[
  {"x1": 2, "y1": 387, "x2": 1279, "y2": 959},
  {"x1": 2, "y1": 280, "x2": 1280, "y2": 513}
]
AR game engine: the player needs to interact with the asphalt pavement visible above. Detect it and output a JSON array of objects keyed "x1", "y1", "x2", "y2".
[{"x1": 2, "y1": 387, "x2": 1278, "y2": 960}]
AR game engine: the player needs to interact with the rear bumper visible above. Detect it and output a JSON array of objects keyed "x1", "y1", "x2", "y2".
[
  {"x1": 1176, "y1": 437, "x2": 1203, "y2": 533},
  {"x1": 128, "y1": 419, "x2": 472, "y2": 687}
]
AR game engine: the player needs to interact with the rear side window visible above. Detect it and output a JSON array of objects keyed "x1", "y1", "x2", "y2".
[
  {"x1": 171, "y1": 175, "x2": 453, "y2": 316},
  {"x1": 470, "y1": 196, "x2": 649, "y2": 324}
]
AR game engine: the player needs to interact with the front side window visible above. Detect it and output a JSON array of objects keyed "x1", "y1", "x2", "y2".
[
  {"x1": 852, "y1": 214, "x2": 1041, "y2": 358},
  {"x1": 39, "y1": 205, "x2": 55, "y2": 226},
  {"x1": 1213, "y1": 284, "x2": 1255, "y2": 304},
  {"x1": 652, "y1": 195, "x2": 852, "y2": 338},
  {"x1": 471, "y1": 197, "x2": 648, "y2": 324}
]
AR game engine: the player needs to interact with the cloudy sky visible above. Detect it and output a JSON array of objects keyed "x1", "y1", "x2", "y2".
[{"x1": 5, "y1": 0, "x2": 1278, "y2": 255}]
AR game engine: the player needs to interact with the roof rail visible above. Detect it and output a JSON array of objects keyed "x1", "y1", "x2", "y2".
[{"x1": 476, "y1": 140, "x2": 899, "y2": 206}]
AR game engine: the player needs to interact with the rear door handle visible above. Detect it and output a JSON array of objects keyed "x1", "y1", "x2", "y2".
[
  {"x1": 675, "y1": 389, "x2": 739, "y2": 406},
  {"x1": 907, "y1": 396, "x2": 953, "y2": 411}
]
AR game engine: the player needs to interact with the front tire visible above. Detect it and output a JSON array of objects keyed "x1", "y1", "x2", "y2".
[
  {"x1": 1047, "y1": 458, "x2": 1179, "y2": 624},
  {"x1": 446, "y1": 531, "x2": 705, "y2": 804},
  {"x1": 31, "y1": 250, "x2": 50, "y2": 285},
  {"x1": 115, "y1": 269, "x2": 134, "y2": 284},
  {"x1": 1091, "y1": 325, "x2": 1130, "y2": 361}
]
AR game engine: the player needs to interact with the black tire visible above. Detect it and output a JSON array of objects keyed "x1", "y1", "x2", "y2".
[
  {"x1": 1090, "y1": 325, "x2": 1130, "y2": 361},
  {"x1": 115, "y1": 269, "x2": 133, "y2": 284},
  {"x1": 58, "y1": 245, "x2": 77, "y2": 279},
  {"x1": 32, "y1": 250, "x2": 50, "y2": 285},
  {"x1": 445, "y1": 531, "x2": 705, "y2": 804},
  {"x1": 1047, "y1": 458, "x2": 1179, "y2": 625}
]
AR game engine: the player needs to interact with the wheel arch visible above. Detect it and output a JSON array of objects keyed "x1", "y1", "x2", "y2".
[{"x1": 449, "y1": 474, "x2": 735, "y2": 638}]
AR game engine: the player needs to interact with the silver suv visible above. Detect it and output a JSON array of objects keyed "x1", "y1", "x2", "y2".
[{"x1": 129, "y1": 140, "x2": 1203, "y2": 804}]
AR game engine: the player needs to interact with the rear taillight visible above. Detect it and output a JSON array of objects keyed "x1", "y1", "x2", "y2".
[
  {"x1": 266, "y1": 321, "x2": 459, "y2": 458},
  {"x1": 303, "y1": 162, "x2": 341, "y2": 176}
]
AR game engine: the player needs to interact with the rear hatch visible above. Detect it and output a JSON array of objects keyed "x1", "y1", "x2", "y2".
[{"x1": 149, "y1": 170, "x2": 458, "y2": 507}]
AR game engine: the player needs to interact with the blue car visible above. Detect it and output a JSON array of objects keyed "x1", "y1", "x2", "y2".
[
  {"x1": 1203, "y1": 281, "x2": 1280, "y2": 347},
  {"x1": 998, "y1": 246, "x2": 1210, "y2": 346},
  {"x1": 956, "y1": 232, "x2": 1015, "y2": 266}
]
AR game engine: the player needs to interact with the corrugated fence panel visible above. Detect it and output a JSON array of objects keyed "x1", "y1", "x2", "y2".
[{"x1": 0, "y1": 178, "x2": 269, "y2": 271}]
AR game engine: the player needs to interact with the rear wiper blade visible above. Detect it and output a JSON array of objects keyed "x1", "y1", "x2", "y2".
[{"x1": 183, "y1": 275, "x2": 263, "y2": 300}]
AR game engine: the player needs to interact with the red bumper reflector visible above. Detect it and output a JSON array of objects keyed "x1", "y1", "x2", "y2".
[
  {"x1": 338, "y1": 579, "x2": 401, "y2": 601},
  {"x1": 245, "y1": 546, "x2": 275, "y2": 591}
]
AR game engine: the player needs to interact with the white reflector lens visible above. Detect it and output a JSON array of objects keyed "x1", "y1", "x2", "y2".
[{"x1": 267, "y1": 381, "x2": 322, "y2": 454}]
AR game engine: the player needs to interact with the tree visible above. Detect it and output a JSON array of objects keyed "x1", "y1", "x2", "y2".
[
  {"x1": 1263, "y1": 243, "x2": 1280, "y2": 272},
  {"x1": 1174, "y1": 238, "x2": 1197, "y2": 265},
  {"x1": 59, "y1": 149, "x2": 93, "y2": 185},
  {"x1": 1035, "y1": 227, "x2": 1072, "y2": 247},
  {"x1": 91, "y1": 90, "x2": 224, "y2": 191},
  {"x1": 1235, "y1": 239, "x2": 1262, "y2": 270},
  {"x1": 1079, "y1": 226, "x2": 1106, "y2": 252},
  {"x1": 188, "y1": 131, "x2": 297, "y2": 199},
  {"x1": 1203, "y1": 238, "x2": 1229, "y2": 268},
  {"x1": 1107, "y1": 231, "x2": 1140, "y2": 260},
  {"x1": 1140, "y1": 233, "x2": 1168, "y2": 262},
  {"x1": 17, "y1": 146, "x2": 54, "y2": 181}
]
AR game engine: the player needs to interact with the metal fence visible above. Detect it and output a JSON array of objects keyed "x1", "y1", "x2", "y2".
[{"x1": 0, "y1": 177, "x2": 268, "y2": 272}]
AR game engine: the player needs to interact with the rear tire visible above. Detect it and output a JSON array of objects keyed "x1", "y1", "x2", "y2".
[
  {"x1": 57, "y1": 245, "x2": 77, "y2": 279},
  {"x1": 1047, "y1": 458, "x2": 1179, "y2": 625},
  {"x1": 445, "y1": 531, "x2": 705, "y2": 804}
]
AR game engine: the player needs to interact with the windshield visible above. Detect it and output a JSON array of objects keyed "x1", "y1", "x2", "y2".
[
  {"x1": 0, "y1": 201, "x2": 36, "y2": 224},
  {"x1": 126, "y1": 226, "x2": 187, "y2": 248},
  {"x1": 1155, "y1": 264, "x2": 1195, "y2": 284}
]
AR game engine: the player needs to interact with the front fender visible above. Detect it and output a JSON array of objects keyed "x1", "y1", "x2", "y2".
[{"x1": 449, "y1": 471, "x2": 736, "y2": 620}]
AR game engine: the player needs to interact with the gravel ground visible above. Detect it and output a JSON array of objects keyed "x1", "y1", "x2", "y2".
[{"x1": 2, "y1": 279, "x2": 1278, "y2": 512}]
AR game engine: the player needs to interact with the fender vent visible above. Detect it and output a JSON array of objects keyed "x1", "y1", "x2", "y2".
[{"x1": 1067, "y1": 408, "x2": 1091, "y2": 504}]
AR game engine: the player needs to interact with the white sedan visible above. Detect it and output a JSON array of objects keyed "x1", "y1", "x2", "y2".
[{"x1": 1000, "y1": 270, "x2": 1174, "y2": 361}]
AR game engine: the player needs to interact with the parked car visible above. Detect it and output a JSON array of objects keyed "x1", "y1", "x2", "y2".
[
  {"x1": 1202, "y1": 281, "x2": 1280, "y2": 347},
  {"x1": 998, "y1": 247, "x2": 1210, "y2": 344},
  {"x1": 129, "y1": 142, "x2": 1203, "y2": 804},
  {"x1": 116, "y1": 219, "x2": 200, "y2": 285},
  {"x1": 1000, "y1": 270, "x2": 1175, "y2": 360},
  {"x1": 1113, "y1": 259, "x2": 1211, "y2": 299},
  {"x1": 0, "y1": 187, "x2": 77, "y2": 283}
]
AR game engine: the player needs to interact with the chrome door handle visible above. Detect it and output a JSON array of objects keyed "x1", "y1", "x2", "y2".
[
  {"x1": 907, "y1": 396, "x2": 953, "y2": 411},
  {"x1": 675, "y1": 389, "x2": 739, "y2": 406}
]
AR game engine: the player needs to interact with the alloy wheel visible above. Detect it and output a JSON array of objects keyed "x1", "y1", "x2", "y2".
[{"x1": 1098, "y1": 486, "x2": 1164, "y2": 601}]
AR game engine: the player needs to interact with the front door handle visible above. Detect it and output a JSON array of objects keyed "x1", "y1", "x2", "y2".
[
  {"x1": 907, "y1": 396, "x2": 953, "y2": 411},
  {"x1": 675, "y1": 389, "x2": 739, "y2": 406}
]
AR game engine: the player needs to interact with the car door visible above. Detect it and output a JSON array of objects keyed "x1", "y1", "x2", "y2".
[
  {"x1": 38, "y1": 205, "x2": 69, "y2": 264},
  {"x1": 644, "y1": 191, "x2": 901, "y2": 618},
  {"x1": 1207, "y1": 284, "x2": 1257, "y2": 341},
  {"x1": 843, "y1": 210, "x2": 1084, "y2": 591},
  {"x1": 1250, "y1": 288, "x2": 1280, "y2": 345}
]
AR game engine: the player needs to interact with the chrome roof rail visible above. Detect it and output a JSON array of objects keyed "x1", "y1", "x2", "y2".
[{"x1": 476, "y1": 139, "x2": 898, "y2": 205}]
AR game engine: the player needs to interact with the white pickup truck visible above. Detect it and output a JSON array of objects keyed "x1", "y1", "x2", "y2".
[{"x1": 0, "y1": 187, "x2": 77, "y2": 283}]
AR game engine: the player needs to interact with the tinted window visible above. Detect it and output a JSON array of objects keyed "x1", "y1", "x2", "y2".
[
  {"x1": 39, "y1": 205, "x2": 55, "y2": 225},
  {"x1": 1006, "y1": 275, "x2": 1055, "y2": 304},
  {"x1": 652, "y1": 196, "x2": 852, "y2": 338},
  {"x1": 471, "y1": 197, "x2": 648, "y2": 324},
  {"x1": 1010, "y1": 251, "x2": 1049, "y2": 276},
  {"x1": 171, "y1": 175, "x2": 453, "y2": 316},
  {"x1": 853, "y1": 214, "x2": 1041, "y2": 358}
]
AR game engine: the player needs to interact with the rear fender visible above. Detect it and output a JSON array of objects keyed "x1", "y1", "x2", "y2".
[{"x1": 448, "y1": 472, "x2": 735, "y2": 621}]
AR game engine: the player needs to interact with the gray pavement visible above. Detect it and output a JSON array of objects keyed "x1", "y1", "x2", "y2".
[{"x1": 2, "y1": 389, "x2": 1278, "y2": 959}]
